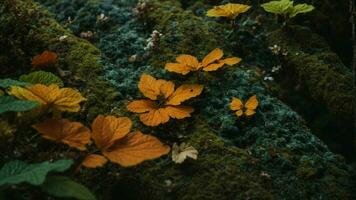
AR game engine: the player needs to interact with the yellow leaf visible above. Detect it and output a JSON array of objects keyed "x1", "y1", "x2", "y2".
[
  {"x1": 127, "y1": 99, "x2": 157, "y2": 113},
  {"x1": 206, "y1": 7, "x2": 230, "y2": 18},
  {"x1": 128, "y1": 75, "x2": 203, "y2": 126},
  {"x1": 230, "y1": 97, "x2": 243, "y2": 111},
  {"x1": 52, "y1": 87, "x2": 87, "y2": 112},
  {"x1": 230, "y1": 95, "x2": 258, "y2": 117},
  {"x1": 9, "y1": 85, "x2": 48, "y2": 105},
  {"x1": 201, "y1": 48, "x2": 224, "y2": 67},
  {"x1": 9, "y1": 84, "x2": 86, "y2": 113},
  {"x1": 207, "y1": 3, "x2": 251, "y2": 19},
  {"x1": 176, "y1": 54, "x2": 200, "y2": 70},
  {"x1": 32, "y1": 118, "x2": 91, "y2": 151},
  {"x1": 203, "y1": 62, "x2": 225, "y2": 72},
  {"x1": 165, "y1": 63, "x2": 191, "y2": 75},
  {"x1": 220, "y1": 57, "x2": 241, "y2": 65},
  {"x1": 157, "y1": 80, "x2": 175, "y2": 98},
  {"x1": 91, "y1": 115, "x2": 132, "y2": 150},
  {"x1": 82, "y1": 154, "x2": 108, "y2": 168},
  {"x1": 166, "y1": 84, "x2": 204, "y2": 106},
  {"x1": 138, "y1": 74, "x2": 161, "y2": 100},
  {"x1": 139, "y1": 108, "x2": 170, "y2": 126},
  {"x1": 245, "y1": 95, "x2": 259, "y2": 110},
  {"x1": 165, "y1": 106, "x2": 194, "y2": 119},
  {"x1": 103, "y1": 131, "x2": 170, "y2": 167}
]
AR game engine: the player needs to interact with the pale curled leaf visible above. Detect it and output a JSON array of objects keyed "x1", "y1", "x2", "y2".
[{"x1": 172, "y1": 143, "x2": 198, "y2": 164}]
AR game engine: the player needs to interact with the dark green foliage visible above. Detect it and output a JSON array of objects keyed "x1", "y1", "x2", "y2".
[
  {"x1": 41, "y1": 176, "x2": 96, "y2": 200},
  {"x1": 0, "y1": 159, "x2": 73, "y2": 186},
  {"x1": 19, "y1": 71, "x2": 64, "y2": 86},
  {"x1": 0, "y1": 79, "x2": 30, "y2": 88},
  {"x1": 0, "y1": 96, "x2": 39, "y2": 114}
]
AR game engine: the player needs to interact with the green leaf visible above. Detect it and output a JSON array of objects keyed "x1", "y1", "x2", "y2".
[
  {"x1": 0, "y1": 159, "x2": 73, "y2": 186},
  {"x1": 19, "y1": 71, "x2": 64, "y2": 87},
  {"x1": 42, "y1": 176, "x2": 96, "y2": 200},
  {"x1": 0, "y1": 79, "x2": 30, "y2": 88},
  {"x1": 0, "y1": 96, "x2": 39, "y2": 114},
  {"x1": 261, "y1": 0, "x2": 293, "y2": 15},
  {"x1": 289, "y1": 4, "x2": 314, "y2": 18}
]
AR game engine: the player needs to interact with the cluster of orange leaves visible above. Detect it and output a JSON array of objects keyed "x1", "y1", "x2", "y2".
[
  {"x1": 165, "y1": 48, "x2": 241, "y2": 75},
  {"x1": 33, "y1": 115, "x2": 170, "y2": 168},
  {"x1": 127, "y1": 74, "x2": 203, "y2": 126},
  {"x1": 230, "y1": 95, "x2": 259, "y2": 117},
  {"x1": 206, "y1": 3, "x2": 251, "y2": 20},
  {"x1": 31, "y1": 51, "x2": 58, "y2": 69},
  {"x1": 9, "y1": 84, "x2": 86, "y2": 114}
]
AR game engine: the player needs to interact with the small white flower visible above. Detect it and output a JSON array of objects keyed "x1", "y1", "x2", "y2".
[
  {"x1": 269, "y1": 44, "x2": 281, "y2": 55},
  {"x1": 271, "y1": 65, "x2": 282, "y2": 73},
  {"x1": 264, "y1": 76, "x2": 274, "y2": 81},
  {"x1": 172, "y1": 142, "x2": 198, "y2": 164},
  {"x1": 97, "y1": 13, "x2": 109, "y2": 22},
  {"x1": 59, "y1": 35, "x2": 68, "y2": 41}
]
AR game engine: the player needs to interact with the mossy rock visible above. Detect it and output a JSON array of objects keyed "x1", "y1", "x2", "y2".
[
  {"x1": 0, "y1": 0, "x2": 119, "y2": 122},
  {"x1": 266, "y1": 25, "x2": 354, "y2": 157}
]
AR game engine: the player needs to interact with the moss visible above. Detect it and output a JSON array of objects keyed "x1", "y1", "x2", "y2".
[
  {"x1": 267, "y1": 25, "x2": 353, "y2": 119},
  {"x1": 112, "y1": 119, "x2": 274, "y2": 200},
  {"x1": 266, "y1": 25, "x2": 354, "y2": 158},
  {"x1": 0, "y1": 119, "x2": 16, "y2": 143},
  {"x1": 0, "y1": 0, "x2": 118, "y2": 122},
  {"x1": 3, "y1": 0, "x2": 354, "y2": 199}
]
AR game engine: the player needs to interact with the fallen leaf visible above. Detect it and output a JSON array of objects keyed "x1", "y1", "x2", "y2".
[
  {"x1": 81, "y1": 154, "x2": 108, "y2": 168},
  {"x1": 172, "y1": 143, "x2": 198, "y2": 164},
  {"x1": 32, "y1": 51, "x2": 58, "y2": 69},
  {"x1": 103, "y1": 131, "x2": 170, "y2": 167},
  {"x1": 33, "y1": 119, "x2": 91, "y2": 151}
]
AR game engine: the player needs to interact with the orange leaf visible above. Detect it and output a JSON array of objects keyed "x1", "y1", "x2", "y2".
[
  {"x1": 139, "y1": 108, "x2": 170, "y2": 126},
  {"x1": 103, "y1": 131, "x2": 170, "y2": 167},
  {"x1": 203, "y1": 62, "x2": 225, "y2": 72},
  {"x1": 32, "y1": 119, "x2": 91, "y2": 151},
  {"x1": 165, "y1": 63, "x2": 191, "y2": 75},
  {"x1": 220, "y1": 57, "x2": 241, "y2": 65},
  {"x1": 127, "y1": 99, "x2": 157, "y2": 113},
  {"x1": 230, "y1": 97, "x2": 243, "y2": 111},
  {"x1": 82, "y1": 154, "x2": 108, "y2": 168},
  {"x1": 201, "y1": 48, "x2": 224, "y2": 67},
  {"x1": 138, "y1": 74, "x2": 161, "y2": 100},
  {"x1": 31, "y1": 51, "x2": 58, "y2": 68},
  {"x1": 157, "y1": 80, "x2": 175, "y2": 98},
  {"x1": 166, "y1": 84, "x2": 204, "y2": 106},
  {"x1": 91, "y1": 115, "x2": 132, "y2": 150},
  {"x1": 165, "y1": 106, "x2": 194, "y2": 119},
  {"x1": 176, "y1": 54, "x2": 200, "y2": 70}
]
